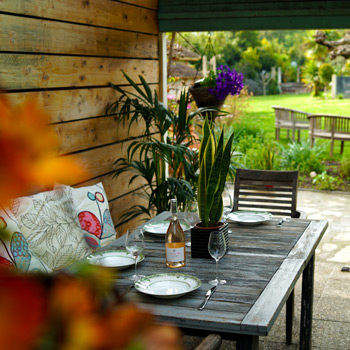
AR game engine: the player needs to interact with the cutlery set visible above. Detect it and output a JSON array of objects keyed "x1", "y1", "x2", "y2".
[{"x1": 198, "y1": 285, "x2": 217, "y2": 310}]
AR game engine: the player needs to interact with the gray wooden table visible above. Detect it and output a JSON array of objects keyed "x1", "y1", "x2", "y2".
[{"x1": 110, "y1": 212, "x2": 328, "y2": 350}]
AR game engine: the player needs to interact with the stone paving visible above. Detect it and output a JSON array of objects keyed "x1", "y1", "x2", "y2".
[{"x1": 184, "y1": 189, "x2": 350, "y2": 350}]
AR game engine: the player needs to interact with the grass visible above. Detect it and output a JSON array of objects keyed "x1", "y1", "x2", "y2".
[{"x1": 226, "y1": 93, "x2": 350, "y2": 162}]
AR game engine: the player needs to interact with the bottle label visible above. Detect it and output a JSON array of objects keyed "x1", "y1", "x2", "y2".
[{"x1": 166, "y1": 242, "x2": 185, "y2": 263}]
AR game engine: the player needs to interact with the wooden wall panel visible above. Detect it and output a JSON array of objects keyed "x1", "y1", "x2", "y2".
[
  {"x1": 62, "y1": 140, "x2": 141, "y2": 185},
  {"x1": 77, "y1": 173, "x2": 147, "y2": 204},
  {"x1": 0, "y1": 0, "x2": 160, "y2": 230},
  {"x1": 6, "y1": 85, "x2": 158, "y2": 123},
  {"x1": 0, "y1": 0, "x2": 158, "y2": 34},
  {"x1": 120, "y1": 0, "x2": 158, "y2": 11},
  {"x1": 53, "y1": 117, "x2": 148, "y2": 154},
  {"x1": 110, "y1": 193, "x2": 150, "y2": 237},
  {"x1": 0, "y1": 55, "x2": 158, "y2": 90},
  {"x1": 1, "y1": 15, "x2": 158, "y2": 58}
]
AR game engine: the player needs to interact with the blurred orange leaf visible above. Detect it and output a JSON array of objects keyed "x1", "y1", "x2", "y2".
[{"x1": 0, "y1": 95, "x2": 87, "y2": 207}]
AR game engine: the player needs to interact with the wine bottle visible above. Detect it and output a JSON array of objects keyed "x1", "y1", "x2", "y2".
[{"x1": 165, "y1": 199, "x2": 186, "y2": 268}]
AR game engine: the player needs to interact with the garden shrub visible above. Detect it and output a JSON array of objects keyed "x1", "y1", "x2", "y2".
[
  {"x1": 235, "y1": 135, "x2": 279, "y2": 170},
  {"x1": 312, "y1": 171, "x2": 343, "y2": 191},
  {"x1": 339, "y1": 156, "x2": 350, "y2": 181},
  {"x1": 279, "y1": 140, "x2": 326, "y2": 175}
]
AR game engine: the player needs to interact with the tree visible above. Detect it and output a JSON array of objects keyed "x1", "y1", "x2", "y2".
[
  {"x1": 319, "y1": 63, "x2": 334, "y2": 95},
  {"x1": 315, "y1": 30, "x2": 350, "y2": 60},
  {"x1": 302, "y1": 60, "x2": 321, "y2": 97}
]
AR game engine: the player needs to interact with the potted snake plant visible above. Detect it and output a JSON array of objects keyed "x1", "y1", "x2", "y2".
[{"x1": 191, "y1": 117, "x2": 235, "y2": 259}]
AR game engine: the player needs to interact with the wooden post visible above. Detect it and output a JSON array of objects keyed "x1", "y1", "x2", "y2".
[
  {"x1": 300, "y1": 254, "x2": 315, "y2": 350},
  {"x1": 203, "y1": 55, "x2": 208, "y2": 78}
]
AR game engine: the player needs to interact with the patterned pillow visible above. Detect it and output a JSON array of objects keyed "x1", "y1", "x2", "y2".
[
  {"x1": 11, "y1": 188, "x2": 93, "y2": 271},
  {"x1": 0, "y1": 207, "x2": 51, "y2": 272},
  {"x1": 56, "y1": 183, "x2": 116, "y2": 250}
]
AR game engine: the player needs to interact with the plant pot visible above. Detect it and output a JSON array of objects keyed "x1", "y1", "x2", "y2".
[
  {"x1": 190, "y1": 222, "x2": 229, "y2": 259},
  {"x1": 189, "y1": 86, "x2": 226, "y2": 119}
]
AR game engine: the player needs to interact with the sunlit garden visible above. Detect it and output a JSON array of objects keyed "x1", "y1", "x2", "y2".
[{"x1": 215, "y1": 92, "x2": 350, "y2": 191}]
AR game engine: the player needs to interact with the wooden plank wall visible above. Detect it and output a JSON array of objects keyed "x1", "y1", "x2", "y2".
[{"x1": 0, "y1": 0, "x2": 159, "y2": 236}]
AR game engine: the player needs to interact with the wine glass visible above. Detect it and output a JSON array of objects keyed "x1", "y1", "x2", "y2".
[
  {"x1": 125, "y1": 227, "x2": 145, "y2": 282},
  {"x1": 223, "y1": 206, "x2": 232, "y2": 221},
  {"x1": 182, "y1": 200, "x2": 199, "y2": 247},
  {"x1": 208, "y1": 231, "x2": 227, "y2": 286}
]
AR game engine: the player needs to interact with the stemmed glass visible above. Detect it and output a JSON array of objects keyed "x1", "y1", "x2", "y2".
[
  {"x1": 183, "y1": 200, "x2": 199, "y2": 247},
  {"x1": 125, "y1": 227, "x2": 145, "y2": 282},
  {"x1": 208, "y1": 231, "x2": 227, "y2": 286}
]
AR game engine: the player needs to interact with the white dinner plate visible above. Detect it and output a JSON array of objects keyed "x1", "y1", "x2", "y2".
[
  {"x1": 135, "y1": 273, "x2": 202, "y2": 299},
  {"x1": 143, "y1": 221, "x2": 191, "y2": 236},
  {"x1": 87, "y1": 249, "x2": 144, "y2": 269},
  {"x1": 227, "y1": 211, "x2": 273, "y2": 226}
]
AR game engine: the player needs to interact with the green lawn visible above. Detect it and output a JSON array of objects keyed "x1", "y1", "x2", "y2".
[{"x1": 237, "y1": 93, "x2": 350, "y2": 161}]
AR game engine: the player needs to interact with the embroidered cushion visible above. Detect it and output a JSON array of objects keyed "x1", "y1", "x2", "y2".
[
  {"x1": 0, "y1": 207, "x2": 51, "y2": 272},
  {"x1": 56, "y1": 183, "x2": 116, "y2": 250},
  {"x1": 11, "y1": 188, "x2": 92, "y2": 271}
]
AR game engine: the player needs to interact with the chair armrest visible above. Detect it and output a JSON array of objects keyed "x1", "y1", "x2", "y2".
[{"x1": 194, "y1": 334, "x2": 222, "y2": 350}]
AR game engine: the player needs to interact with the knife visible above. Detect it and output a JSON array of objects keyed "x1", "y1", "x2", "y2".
[{"x1": 198, "y1": 285, "x2": 217, "y2": 310}]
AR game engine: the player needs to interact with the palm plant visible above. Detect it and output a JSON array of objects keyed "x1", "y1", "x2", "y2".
[{"x1": 107, "y1": 72, "x2": 203, "y2": 224}]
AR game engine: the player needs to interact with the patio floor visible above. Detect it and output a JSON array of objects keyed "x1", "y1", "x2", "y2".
[{"x1": 184, "y1": 189, "x2": 350, "y2": 350}]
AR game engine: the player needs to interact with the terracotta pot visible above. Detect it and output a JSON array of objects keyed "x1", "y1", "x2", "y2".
[{"x1": 190, "y1": 222, "x2": 229, "y2": 259}]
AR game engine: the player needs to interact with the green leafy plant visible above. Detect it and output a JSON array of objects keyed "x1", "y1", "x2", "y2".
[
  {"x1": 197, "y1": 118, "x2": 235, "y2": 227},
  {"x1": 312, "y1": 171, "x2": 343, "y2": 190},
  {"x1": 339, "y1": 156, "x2": 350, "y2": 181},
  {"x1": 107, "y1": 72, "x2": 203, "y2": 224},
  {"x1": 279, "y1": 140, "x2": 326, "y2": 175}
]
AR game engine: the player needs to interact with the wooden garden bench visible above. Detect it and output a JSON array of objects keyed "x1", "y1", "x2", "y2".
[
  {"x1": 308, "y1": 114, "x2": 350, "y2": 157},
  {"x1": 272, "y1": 105, "x2": 310, "y2": 142}
]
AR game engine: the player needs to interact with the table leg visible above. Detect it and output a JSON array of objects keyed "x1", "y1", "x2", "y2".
[
  {"x1": 236, "y1": 335, "x2": 259, "y2": 350},
  {"x1": 300, "y1": 254, "x2": 315, "y2": 350},
  {"x1": 286, "y1": 289, "x2": 294, "y2": 344}
]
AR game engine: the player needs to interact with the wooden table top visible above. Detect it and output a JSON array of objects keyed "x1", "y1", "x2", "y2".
[{"x1": 110, "y1": 212, "x2": 328, "y2": 338}]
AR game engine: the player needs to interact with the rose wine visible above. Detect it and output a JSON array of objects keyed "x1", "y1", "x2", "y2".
[{"x1": 165, "y1": 199, "x2": 186, "y2": 268}]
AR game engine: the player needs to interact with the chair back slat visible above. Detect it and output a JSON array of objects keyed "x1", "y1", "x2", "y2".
[{"x1": 233, "y1": 168, "x2": 298, "y2": 218}]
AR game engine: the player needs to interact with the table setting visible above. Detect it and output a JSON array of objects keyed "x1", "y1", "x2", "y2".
[
  {"x1": 81, "y1": 209, "x2": 328, "y2": 350},
  {"x1": 85, "y1": 209, "x2": 289, "y2": 304}
]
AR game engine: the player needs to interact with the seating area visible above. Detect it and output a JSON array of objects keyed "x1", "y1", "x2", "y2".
[{"x1": 273, "y1": 106, "x2": 350, "y2": 156}]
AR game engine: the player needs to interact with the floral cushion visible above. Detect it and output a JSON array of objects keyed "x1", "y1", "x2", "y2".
[
  {"x1": 11, "y1": 188, "x2": 93, "y2": 271},
  {"x1": 0, "y1": 207, "x2": 51, "y2": 272},
  {"x1": 56, "y1": 183, "x2": 116, "y2": 250}
]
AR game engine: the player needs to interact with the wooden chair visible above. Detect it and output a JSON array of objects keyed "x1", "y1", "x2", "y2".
[{"x1": 232, "y1": 168, "x2": 307, "y2": 345}]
